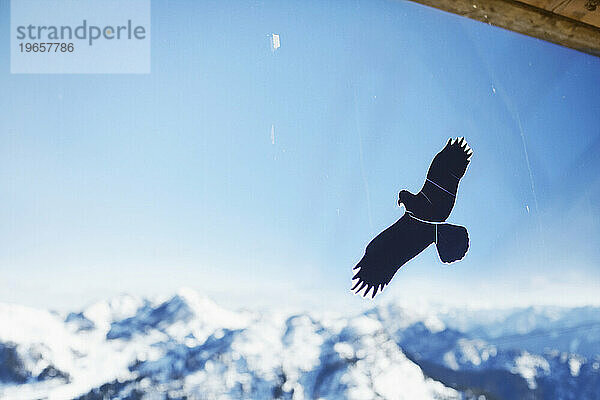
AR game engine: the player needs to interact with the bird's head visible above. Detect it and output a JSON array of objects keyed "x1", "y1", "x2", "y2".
[{"x1": 398, "y1": 190, "x2": 410, "y2": 207}]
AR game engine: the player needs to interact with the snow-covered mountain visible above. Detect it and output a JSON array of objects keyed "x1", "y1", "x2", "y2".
[
  {"x1": 370, "y1": 303, "x2": 600, "y2": 400},
  {"x1": 1, "y1": 290, "x2": 599, "y2": 400}
]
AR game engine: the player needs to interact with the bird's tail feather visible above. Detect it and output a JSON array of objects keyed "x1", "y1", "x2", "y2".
[{"x1": 436, "y1": 223, "x2": 469, "y2": 263}]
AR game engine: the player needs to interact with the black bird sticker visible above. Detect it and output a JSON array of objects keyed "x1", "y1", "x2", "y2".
[{"x1": 352, "y1": 138, "x2": 473, "y2": 298}]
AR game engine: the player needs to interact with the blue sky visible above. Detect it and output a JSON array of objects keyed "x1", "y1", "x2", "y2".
[{"x1": 1, "y1": 0, "x2": 599, "y2": 311}]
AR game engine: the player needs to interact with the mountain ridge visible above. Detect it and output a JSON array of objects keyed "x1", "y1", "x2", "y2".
[{"x1": 1, "y1": 289, "x2": 599, "y2": 400}]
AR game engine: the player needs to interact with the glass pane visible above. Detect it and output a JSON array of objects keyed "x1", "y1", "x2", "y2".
[{"x1": 1, "y1": 1, "x2": 598, "y2": 399}]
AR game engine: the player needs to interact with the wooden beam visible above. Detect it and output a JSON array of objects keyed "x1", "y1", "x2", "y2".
[{"x1": 406, "y1": 0, "x2": 600, "y2": 57}]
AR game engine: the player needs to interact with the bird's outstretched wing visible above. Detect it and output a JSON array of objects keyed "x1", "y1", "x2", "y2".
[
  {"x1": 400, "y1": 138, "x2": 473, "y2": 222},
  {"x1": 427, "y1": 137, "x2": 473, "y2": 185},
  {"x1": 352, "y1": 214, "x2": 435, "y2": 298}
]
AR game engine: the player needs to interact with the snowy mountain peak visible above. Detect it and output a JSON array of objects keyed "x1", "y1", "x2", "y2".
[{"x1": 105, "y1": 289, "x2": 252, "y2": 342}]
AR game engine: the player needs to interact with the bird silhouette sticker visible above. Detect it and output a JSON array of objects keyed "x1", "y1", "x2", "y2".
[{"x1": 352, "y1": 137, "x2": 473, "y2": 298}]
